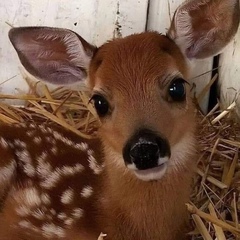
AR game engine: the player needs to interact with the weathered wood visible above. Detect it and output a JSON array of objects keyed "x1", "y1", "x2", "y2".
[{"x1": 219, "y1": 27, "x2": 240, "y2": 117}]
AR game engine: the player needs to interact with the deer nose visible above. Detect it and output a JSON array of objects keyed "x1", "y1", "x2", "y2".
[
  {"x1": 123, "y1": 129, "x2": 171, "y2": 170},
  {"x1": 130, "y1": 142, "x2": 159, "y2": 164}
]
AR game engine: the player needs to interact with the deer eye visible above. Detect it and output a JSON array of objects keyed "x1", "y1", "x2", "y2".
[
  {"x1": 168, "y1": 78, "x2": 186, "y2": 102},
  {"x1": 91, "y1": 94, "x2": 110, "y2": 117}
]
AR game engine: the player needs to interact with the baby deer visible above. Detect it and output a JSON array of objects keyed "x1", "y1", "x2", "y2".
[{"x1": 0, "y1": 0, "x2": 239, "y2": 239}]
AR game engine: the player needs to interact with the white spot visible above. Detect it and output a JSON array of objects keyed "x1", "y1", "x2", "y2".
[
  {"x1": 42, "y1": 223, "x2": 65, "y2": 238},
  {"x1": 39, "y1": 125, "x2": 47, "y2": 133},
  {"x1": 8, "y1": 142, "x2": 14, "y2": 148},
  {"x1": 40, "y1": 164, "x2": 84, "y2": 189},
  {"x1": 64, "y1": 218, "x2": 74, "y2": 226},
  {"x1": 41, "y1": 193, "x2": 51, "y2": 205},
  {"x1": 71, "y1": 208, "x2": 83, "y2": 219},
  {"x1": 81, "y1": 186, "x2": 93, "y2": 198},
  {"x1": 50, "y1": 209, "x2": 56, "y2": 216},
  {"x1": 88, "y1": 155, "x2": 103, "y2": 175},
  {"x1": 18, "y1": 220, "x2": 31, "y2": 228},
  {"x1": 0, "y1": 160, "x2": 16, "y2": 183},
  {"x1": 52, "y1": 131, "x2": 75, "y2": 147},
  {"x1": 61, "y1": 164, "x2": 84, "y2": 176},
  {"x1": 57, "y1": 212, "x2": 67, "y2": 220},
  {"x1": 75, "y1": 142, "x2": 89, "y2": 151},
  {"x1": 45, "y1": 136, "x2": 52, "y2": 142},
  {"x1": 40, "y1": 170, "x2": 61, "y2": 189},
  {"x1": 16, "y1": 205, "x2": 31, "y2": 217},
  {"x1": 14, "y1": 139, "x2": 27, "y2": 148},
  {"x1": 31, "y1": 226, "x2": 41, "y2": 233},
  {"x1": 0, "y1": 137, "x2": 9, "y2": 149},
  {"x1": 24, "y1": 187, "x2": 42, "y2": 207},
  {"x1": 26, "y1": 131, "x2": 35, "y2": 137},
  {"x1": 51, "y1": 146, "x2": 58, "y2": 154},
  {"x1": 37, "y1": 151, "x2": 48, "y2": 162},
  {"x1": 87, "y1": 149, "x2": 94, "y2": 156},
  {"x1": 18, "y1": 219, "x2": 41, "y2": 233},
  {"x1": 19, "y1": 123, "x2": 27, "y2": 128},
  {"x1": 46, "y1": 127, "x2": 53, "y2": 134},
  {"x1": 29, "y1": 123, "x2": 36, "y2": 128},
  {"x1": 61, "y1": 188, "x2": 74, "y2": 205},
  {"x1": 98, "y1": 233, "x2": 107, "y2": 239},
  {"x1": 16, "y1": 149, "x2": 35, "y2": 177},
  {"x1": 14, "y1": 188, "x2": 41, "y2": 213},
  {"x1": 36, "y1": 153, "x2": 52, "y2": 178},
  {"x1": 33, "y1": 136, "x2": 42, "y2": 144},
  {"x1": 32, "y1": 209, "x2": 45, "y2": 220}
]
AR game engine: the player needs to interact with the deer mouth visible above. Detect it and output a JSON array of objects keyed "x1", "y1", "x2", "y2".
[
  {"x1": 126, "y1": 156, "x2": 169, "y2": 181},
  {"x1": 134, "y1": 162, "x2": 168, "y2": 181}
]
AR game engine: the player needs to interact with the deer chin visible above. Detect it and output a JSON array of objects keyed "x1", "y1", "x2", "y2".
[
  {"x1": 134, "y1": 163, "x2": 168, "y2": 181},
  {"x1": 126, "y1": 157, "x2": 169, "y2": 181}
]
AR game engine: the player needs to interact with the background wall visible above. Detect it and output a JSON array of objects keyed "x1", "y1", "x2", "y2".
[
  {"x1": 219, "y1": 26, "x2": 240, "y2": 117},
  {"x1": 0, "y1": 0, "x2": 239, "y2": 113}
]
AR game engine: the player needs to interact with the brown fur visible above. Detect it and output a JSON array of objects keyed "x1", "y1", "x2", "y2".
[
  {"x1": 0, "y1": 33, "x2": 196, "y2": 240},
  {"x1": 2, "y1": 0, "x2": 239, "y2": 237}
]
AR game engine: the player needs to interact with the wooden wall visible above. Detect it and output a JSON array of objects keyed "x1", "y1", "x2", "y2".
[
  {"x1": 219, "y1": 26, "x2": 240, "y2": 117},
  {"x1": 0, "y1": 0, "x2": 239, "y2": 113}
]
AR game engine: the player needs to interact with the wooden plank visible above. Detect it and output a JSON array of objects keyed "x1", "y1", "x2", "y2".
[
  {"x1": 0, "y1": 0, "x2": 148, "y2": 102},
  {"x1": 92, "y1": 0, "x2": 148, "y2": 45},
  {"x1": 147, "y1": 0, "x2": 214, "y2": 113},
  {"x1": 219, "y1": 27, "x2": 240, "y2": 117}
]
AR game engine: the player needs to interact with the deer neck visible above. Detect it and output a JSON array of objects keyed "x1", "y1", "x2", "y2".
[{"x1": 99, "y1": 147, "x2": 196, "y2": 239}]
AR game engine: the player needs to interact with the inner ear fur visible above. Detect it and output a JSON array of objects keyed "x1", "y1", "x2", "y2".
[
  {"x1": 9, "y1": 27, "x2": 96, "y2": 85},
  {"x1": 168, "y1": 0, "x2": 240, "y2": 59}
]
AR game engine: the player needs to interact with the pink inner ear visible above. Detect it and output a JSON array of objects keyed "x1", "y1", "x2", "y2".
[
  {"x1": 168, "y1": 0, "x2": 240, "y2": 59},
  {"x1": 9, "y1": 27, "x2": 95, "y2": 85}
]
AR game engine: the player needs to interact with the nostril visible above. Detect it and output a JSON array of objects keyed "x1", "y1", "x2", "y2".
[
  {"x1": 123, "y1": 129, "x2": 171, "y2": 170},
  {"x1": 130, "y1": 143, "x2": 160, "y2": 161}
]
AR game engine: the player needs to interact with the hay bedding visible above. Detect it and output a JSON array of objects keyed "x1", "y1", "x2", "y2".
[{"x1": 0, "y1": 73, "x2": 239, "y2": 240}]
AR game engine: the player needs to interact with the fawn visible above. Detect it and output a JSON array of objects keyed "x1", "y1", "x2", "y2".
[{"x1": 0, "y1": 0, "x2": 239, "y2": 239}]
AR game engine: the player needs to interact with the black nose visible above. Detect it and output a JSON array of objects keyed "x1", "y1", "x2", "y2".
[
  {"x1": 123, "y1": 129, "x2": 171, "y2": 170},
  {"x1": 130, "y1": 142, "x2": 159, "y2": 162}
]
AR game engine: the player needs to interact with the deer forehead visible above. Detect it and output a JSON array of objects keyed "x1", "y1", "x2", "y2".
[{"x1": 88, "y1": 32, "x2": 188, "y2": 91}]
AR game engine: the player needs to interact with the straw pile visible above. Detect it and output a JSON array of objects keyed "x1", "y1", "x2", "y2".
[
  {"x1": 0, "y1": 72, "x2": 100, "y2": 139},
  {"x1": 189, "y1": 104, "x2": 240, "y2": 240},
  {"x1": 0, "y1": 73, "x2": 239, "y2": 240}
]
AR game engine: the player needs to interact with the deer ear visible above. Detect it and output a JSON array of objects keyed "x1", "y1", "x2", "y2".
[
  {"x1": 168, "y1": 0, "x2": 240, "y2": 59},
  {"x1": 9, "y1": 27, "x2": 96, "y2": 85}
]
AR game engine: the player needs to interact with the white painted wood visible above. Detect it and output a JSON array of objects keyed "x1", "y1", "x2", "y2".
[
  {"x1": 0, "y1": 0, "x2": 148, "y2": 103},
  {"x1": 147, "y1": 0, "x2": 214, "y2": 113},
  {"x1": 93, "y1": 0, "x2": 149, "y2": 45},
  {"x1": 219, "y1": 27, "x2": 240, "y2": 117}
]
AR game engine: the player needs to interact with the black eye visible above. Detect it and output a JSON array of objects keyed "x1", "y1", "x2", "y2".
[
  {"x1": 168, "y1": 78, "x2": 186, "y2": 101},
  {"x1": 91, "y1": 94, "x2": 110, "y2": 117}
]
